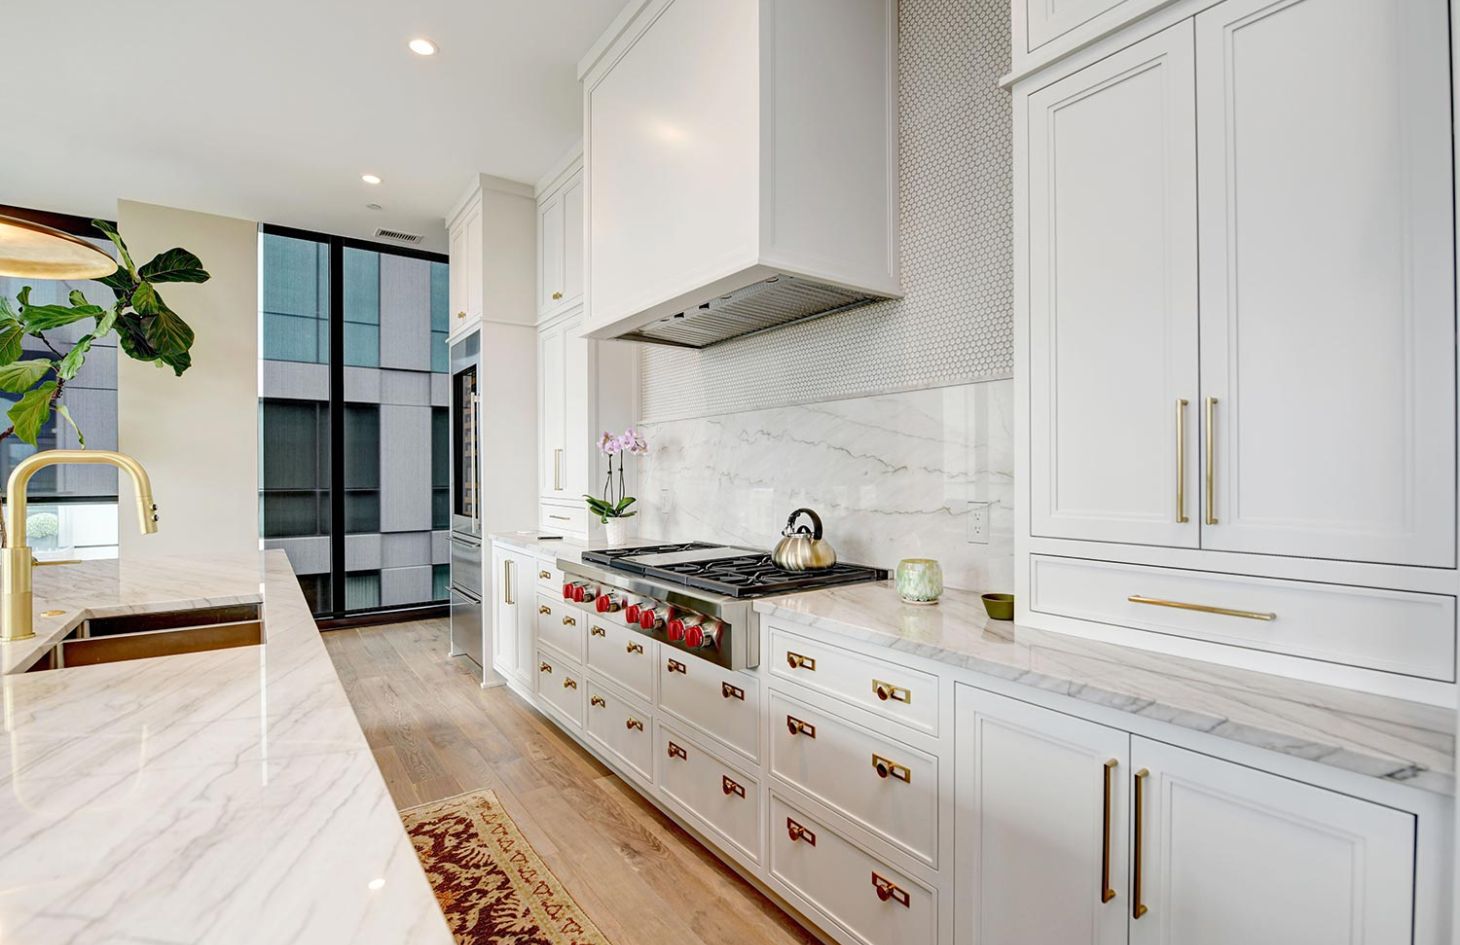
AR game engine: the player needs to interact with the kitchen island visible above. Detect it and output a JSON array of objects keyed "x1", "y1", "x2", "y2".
[{"x1": 0, "y1": 550, "x2": 452, "y2": 944}]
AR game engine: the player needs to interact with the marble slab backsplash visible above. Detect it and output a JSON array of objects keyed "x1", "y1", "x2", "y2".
[{"x1": 634, "y1": 379, "x2": 1013, "y2": 592}]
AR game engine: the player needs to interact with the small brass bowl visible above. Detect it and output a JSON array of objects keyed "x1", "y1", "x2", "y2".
[{"x1": 981, "y1": 593, "x2": 1015, "y2": 621}]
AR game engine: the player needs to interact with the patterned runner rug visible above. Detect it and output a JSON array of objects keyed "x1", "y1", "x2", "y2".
[{"x1": 402, "y1": 788, "x2": 613, "y2": 945}]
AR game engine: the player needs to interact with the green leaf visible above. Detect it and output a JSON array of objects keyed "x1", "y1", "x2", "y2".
[
  {"x1": 93, "y1": 307, "x2": 118, "y2": 337},
  {"x1": 68, "y1": 289, "x2": 91, "y2": 308},
  {"x1": 0, "y1": 323, "x2": 23, "y2": 366},
  {"x1": 0, "y1": 296, "x2": 17, "y2": 322},
  {"x1": 56, "y1": 336, "x2": 92, "y2": 380},
  {"x1": 21, "y1": 303, "x2": 104, "y2": 332},
  {"x1": 158, "y1": 346, "x2": 192, "y2": 376},
  {"x1": 8, "y1": 381, "x2": 56, "y2": 445},
  {"x1": 614, "y1": 495, "x2": 637, "y2": 514},
  {"x1": 138, "y1": 248, "x2": 209, "y2": 284},
  {"x1": 115, "y1": 316, "x2": 159, "y2": 363},
  {"x1": 55, "y1": 403, "x2": 84, "y2": 448},
  {"x1": 91, "y1": 220, "x2": 135, "y2": 276},
  {"x1": 97, "y1": 268, "x2": 135, "y2": 300},
  {"x1": 0, "y1": 359, "x2": 52, "y2": 393},
  {"x1": 145, "y1": 308, "x2": 194, "y2": 357}
]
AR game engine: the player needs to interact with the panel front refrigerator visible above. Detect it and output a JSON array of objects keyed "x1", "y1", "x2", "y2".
[{"x1": 449, "y1": 331, "x2": 485, "y2": 672}]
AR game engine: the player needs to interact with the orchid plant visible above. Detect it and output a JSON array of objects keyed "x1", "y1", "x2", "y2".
[{"x1": 584, "y1": 426, "x2": 646, "y2": 523}]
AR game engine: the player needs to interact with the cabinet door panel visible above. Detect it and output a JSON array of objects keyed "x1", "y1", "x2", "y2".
[
  {"x1": 538, "y1": 193, "x2": 565, "y2": 315},
  {"x1": 562, "y1": 177, "x2": 584, "y2": 308},
  {"x1": 448, "y1": 221, "x2": 468, "y2": 326},
  {"x1": 1195, "y1": 0, "x2": 1455, "y2": 566},
  {"x1": 490, "y1": 549, "x2": 517, "y2": 674},
  {"x1": 1028, "y1": 23, "x2": 1199, "y2": 547},
  {"x1": 513, "y1": 553, "x2": 536, "y2": 679},
  {"x1": 538, "y1": 326, "x2": 565, "y2": 496},
  {"x1": 563, "y1": 325, "x2": 590, "y2": 496},
  {"x1": 1129, "y1": 737, "x2": 1414, "y2": 945},
  {"x1": 957, "y1": 687, "x2": 1129, "y2": 945},
  {"x1": 463, "y1": 204, "x2": 483, "y2": 319}
]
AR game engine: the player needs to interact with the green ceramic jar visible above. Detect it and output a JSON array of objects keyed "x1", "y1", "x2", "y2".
[{"x1": 896, "y1": 558, "x2": 943, "y2": 605}]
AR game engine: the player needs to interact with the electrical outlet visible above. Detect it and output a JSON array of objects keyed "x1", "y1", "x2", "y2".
[{"x1": 968, "y1": 501, "x2": 991, "y2": 544}]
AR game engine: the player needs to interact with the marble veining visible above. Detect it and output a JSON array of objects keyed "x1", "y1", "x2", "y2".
[
  {"x1": 636, "y1": 380, "x2": 1014, "y2": 592},
  {"x1": 0, "y1": 551, "x2": 453, "y2": 944},
  {"x1": 756, "y1": 582, "x2": 1456, "y2": 796}
]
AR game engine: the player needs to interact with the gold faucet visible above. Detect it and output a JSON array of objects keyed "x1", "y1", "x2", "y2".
[{"x1": 1, "y1": 450, "x2": 158, "y2": 642}]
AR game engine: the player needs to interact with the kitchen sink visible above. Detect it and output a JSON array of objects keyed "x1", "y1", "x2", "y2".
[{"x1": 25, "y1": 603, "x2": 263, "y2": 672}]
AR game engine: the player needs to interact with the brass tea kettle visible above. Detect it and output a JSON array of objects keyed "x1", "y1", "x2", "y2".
[{"x1": 772, "y1": 508, "x2": 837, "y2": 571}]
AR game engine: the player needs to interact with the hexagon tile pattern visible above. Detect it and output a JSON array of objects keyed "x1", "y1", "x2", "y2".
[{"x1": 639, "y1": 0, "x2": 1013, "y2": 423}]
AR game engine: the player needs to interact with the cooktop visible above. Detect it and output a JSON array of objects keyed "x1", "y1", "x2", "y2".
[{"x1": 580, "y1": 542, "x2": 889, "y2": 599}]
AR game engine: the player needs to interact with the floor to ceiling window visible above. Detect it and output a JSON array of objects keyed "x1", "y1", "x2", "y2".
[
  {"x1": 0, "y1": 207, "x2": 120, "y2": 559},
  {"x1": 259, "y1": 226, "x2": 449, "y2": 618}
]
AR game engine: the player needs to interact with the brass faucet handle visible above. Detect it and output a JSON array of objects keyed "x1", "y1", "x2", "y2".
[{"x1": 33, "y1": 558, "x2": 82, "y2": 567}]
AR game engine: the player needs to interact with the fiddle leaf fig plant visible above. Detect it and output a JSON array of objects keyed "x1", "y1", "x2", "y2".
[{"x1": 0, "y1": 220, "x2": 208, "y2": 544}]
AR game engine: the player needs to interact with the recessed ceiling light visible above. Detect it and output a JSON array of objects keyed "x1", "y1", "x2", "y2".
[
  {"x1": 408, "y1": 38, "x2": 438, "y2": 56},
  {"x1": 361, "y1": 174, "x2": 382, "y2": 185}
]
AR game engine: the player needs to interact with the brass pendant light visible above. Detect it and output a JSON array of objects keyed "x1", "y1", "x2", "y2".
[{"x1": 0, "y1": 214, "x2": 118, "y2": 280}]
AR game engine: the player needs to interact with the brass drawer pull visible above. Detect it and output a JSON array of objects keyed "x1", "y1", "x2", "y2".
[
  {"x1": 873, "y1": 680, "x2": 911, "y2": 704},
  {"x1": 590, "y1": 695, "x2": 606, "y2": 708},
  {"x1": 538, "y1": 569, "x2": 551, "y2": 580},
  {"x1": 872, "y1": 873, "x2": 910, "y2": 908},
  {"x1": 563, "y1": 678, "x2": 577, "y2": 690},
  {"x1": 551, "y1": 290, "x2": 563, "y2": 300},
  {"x1": 721, "y1": 775, "x2": 746, "y2": 798},
  {"x1": 562, "y1": 615, "x2": 577, "y2": 627},
  {"x1": 786, "y1": 818, "x2": 816, "y2": 846},
  {"x1": 539, "y1": 604, "x2": 552, "y2": 615},
  {"x1": 1175, "y1": 399, "x2": 1189, "y2": 524},
  {"x1": 1204, "y1": 397, "x2": 1217, "y2": 525},
  {"x1": 786, "y1": 716, "x2": 816, "y2": 738},
  {"x1": 627, "y1": 641, "x2": 644, "y2": 655},
  {"x1": 1128, "y1": 595, "x2": 1275, "y2": 621},
  {"x1": 667, "y1": 741, "x2": 687, "y2": 760},
  {"x1": 872, "y1": 754, "x2": 911, "y2": 783},
  {"x1": 666, "y1": 657, "x2": 686, "y2": 674},
  {"x1": 548, "y1": 514, "x2": 570, "y2": 522},
  {"x1": 539, "y1": 662, "x2": 552, "y2": 674},
  {"x1": 1133, "y1": 767, "x2": 1149, "y2": 920},
  {"x1": 591, "y1": 625, "x2": 606, "y2": 637},
  {"x1": 721, "y1": 682, "x2": 745, "y2": 701},
  {"x1": 1101, "y1": 759, "x2": 1117, "y2": 904},
  {"x1": 785, "y1": 651, "x2": 816, "y2": 671},
  {"x1": 456, "y1": 310, "x2": 466, "y2": 320},
  {"x1": 625, "y1": 717, "x2": 643, "y2": 731}
]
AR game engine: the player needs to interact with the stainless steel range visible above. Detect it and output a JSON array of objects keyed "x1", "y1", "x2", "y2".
[{"x1": 558, "y1": 542, "x2": 888, "y2": 671}]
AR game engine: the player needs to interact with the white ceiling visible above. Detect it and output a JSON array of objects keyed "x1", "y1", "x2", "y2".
[{"x1": 0, "y1": 0, "x2": 626, "y2": 253}]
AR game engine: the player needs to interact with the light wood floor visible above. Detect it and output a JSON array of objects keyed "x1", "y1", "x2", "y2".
[{"x1": 325, "y1": 618, "x2": 817, "y2": 945}]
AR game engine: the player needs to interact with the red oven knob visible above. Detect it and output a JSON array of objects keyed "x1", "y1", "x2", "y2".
[
  {"x1": 666, "y1": 617, "x2": 686, "y2": 642},
  {"x1": 562, "y1": 582, "x2": 575, "y2": 600},
  {"x1": 572, "y1": 584, "x2": 589, "y2": 603},
  {"x1": 596, "y1": 594, "x2": 622, "y2": 613},
  {"x1": 638, "y1": 608, "x2": 658, "y2": 631},
  {"x1": 685, "y1": 620, "x2": 719, "y2": 649},
  {"x1": 624, "y1": 603, "x2": 641, "y2": 624}
]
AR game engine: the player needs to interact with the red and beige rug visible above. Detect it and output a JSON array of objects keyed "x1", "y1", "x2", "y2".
[{"x1": 402, "y1": 789, "x2": 612, "y2": 945}]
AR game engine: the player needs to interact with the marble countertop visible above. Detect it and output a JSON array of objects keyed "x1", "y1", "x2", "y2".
[
  {"x1": 0, "y1": 551, "x2": 453, "y2": 944},
  {"x1": 756, "y1": 582, "x2": 1456, "y2": 796}
]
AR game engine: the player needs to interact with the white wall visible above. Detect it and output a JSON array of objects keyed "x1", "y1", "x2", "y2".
[{"x1": 115, "y1": 200, "x2": 258, "y2": 557}]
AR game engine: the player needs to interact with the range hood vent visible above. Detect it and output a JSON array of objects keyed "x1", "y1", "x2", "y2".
[{"x1": 618, "y1": 276, "x2": 879, "y2": 349}]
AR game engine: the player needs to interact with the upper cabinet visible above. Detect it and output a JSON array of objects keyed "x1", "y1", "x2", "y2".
[
  {"x1": 446, "y1": 174, "x2": 540, "y2": 336},
  {"x1": 578, "y1": 0, "x2": 901, "y2": 348},
  {"x1": 537, "y1": 162, "x2": 584, "y2": 321},
  {"x1": 447, "y1": 197, "x2": 483, "y2": 335}
]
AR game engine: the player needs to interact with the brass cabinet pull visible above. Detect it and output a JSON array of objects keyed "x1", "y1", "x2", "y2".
[
  {"x1": 786, "y1": 817, "x2": 817, "y2": 846},
  {"x1": 666, "y1": 657, "x2": 686, "y2": 674},
  {"x1": 873, "y1": 679, "x2": 911, "y2": 704},
  {"x1": 538, "y1": 569, "x2": 551, "y2": 580},
  {"x1": 503, "y1": 560, "x2": 514, "y2": 605},
  {"x1": 1204, "y1": 397, "x2": 1217, "y2": 525},
  {"x1": 872, "y1": 873, "x2": 911, "y2": 908},
  {"x1": 1175, "y1": 399, "x2": 1189, "y2": 523},
  {"x1": 1101, "y1": 759, "x2": 1118, "y2": 904},
  {"x1": 872, "y1": 754, "x2": 911, "y2": 783},
  {"x1": 624, "y1": 717, "x2": 642, "y2": 731},
  {"x1": 786, "y1": 715, "x2": 816, "y2": 738},
  {"x1": 456, "y1": 310, "x2": 466, "y2": 320},
  {"x1": 539, "y1": 604, "x2": 552, "y2": 615},
  {"x1": 563, "y1": 677, "x2": 577, "y2": 690},
  {"x1": 785, "y1": 651, "x2": 816, "y2": 671},
  {"x1": 562, "y1": 615, "x2": 577, "y2": 627},
  {"x1": 590, "y1": 695, "x2": 606, "y2": 708},
  {"x1": 721, "y1": 681, "x2": 745, "y2": 701},
  {"x1": 539, "y1": 662, "x2": 552, "y2": 674},
  {"x1": 627, "y1": 641, "x2": 644, "y2": 655},
  {"x1": 553, "y1": 448, "x2": 563, "y2": 491},
  {"x1": 1133, "y1": 768, "x2": 1149, "y2": 919},
  {"x1": 548, "y1": 514, "x2": 570, "y2": 522},
  {"x1": 1128, "y1": 595, "x2": 1275, "y2": 621},
  {"x1": 667, "y1": 741, "x2": 687, "y2": 760},
  {"x1": 551, "y1": 290, "x2": 563, "y2": 300},
  {"x1": 591, "y1": 625, "x2": 606, "y2": 637},
  {"x1": 721, "y1": 775, "x2": 746, "y2": 798}
]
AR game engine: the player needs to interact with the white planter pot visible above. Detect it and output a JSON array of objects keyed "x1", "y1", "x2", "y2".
[{"x1": 604, "y1": 518, "x2": 630, "y2": 546}]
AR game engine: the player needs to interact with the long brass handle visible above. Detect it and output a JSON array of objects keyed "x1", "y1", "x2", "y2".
[
  {"x1": 539, "y1": 605, "x2": 552, "y2": 615},
  {"x1": 1176, "y1": 399, "x2": 1189, "y2": 524},
  {"x1": 873, "y1": 679, "x2": 911, "y2": 704},
  {"x1": 721, "y1": 775, "x2": 745, "y2": 798},
  {"x1": 786, "y1": 716, "x2": 816, "y2": 738},
  {"x1": 626, "y1": 641, "x2": 644, "y2": 655},
  {"x1": 786, "y1": 818, "x2": 817, "y2": 846},
  {"x1": 562, "y1": 615, "x2": 576, "y2": 627},
  {"x1": 1204, "y1": 397, "x2": 1217, "y2": 525},
  {"x1": 872, "y1": 754, "x2": 911, "y2": 783},
  {"x1": 625, "y1": 717, "x2": 642, "y2": 731},
  {"x1": 503, "y1": 560, "x2": 513, "y2": 605},
  {"x1": 548, "y1": 514, "x2": 570, "y2": 522},
  {"x1": 1133, "y1": 768, "x2": 1149, "y2": 919},
  {"x1": 590, "y1": 695, "x2": 605, "y2": 708},
  {"x1": 721, "y1": 682, "x2": 745, "y2": 701},
  {"x1": 563, "y1": 678, "x2": 577, "y2": 690},
  {"x1": 591, "y1": 625, "x2": 606, "y2": 638},
  {"x1": 1101, "y1": 759, "x2": 1117, "y2": 903},
  {"x1": 554, "y1": 448, "x2": 563, "y2": 491},
  {"x1": 667, "y1": 741, "x2": 686, "y2": 760},
  {"x1": 786, "y1": 651, "x2": 816, "y2": 671},
  {"x1": 872, "y1": 873, "x2": 911, "y2": 908},
  {"x1": 1128, "y1": 595, "x2": 1275, "y2": 621}
]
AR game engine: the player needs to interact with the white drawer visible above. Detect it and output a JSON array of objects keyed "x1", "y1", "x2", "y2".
[
  {"x1": 658, "y1": 652, "x2": 760, "y2": 763},
  {"x1": 1030, "y1": 555, "x2": 1456, "y2": 681},
  {"x1": 534, "y1": 560, "x2": 563, "y2": 596},
  {"x1": 534, "y1": 595, "x2": 585, "y2": 662},
  {"x1": 657, "y1": 721, "x2": 761, "y2": 863},
  {"x1": 584, "y1": 679, "x2": 654, "y2": 784},
  {"x1": 769, "y1": 692, "x2": 937, "y2": 867},
  {"x1": 535, "y1": 653, "x2": 584, "y2": 729},
  {"x1": 586, "y1": 614, "x2": 655, "y2": 703},
  {"x1": 539, "y1": 502, "x2": 588, "y2": 535},
  {"x1": 769, "y1": 626, "x2": 939, "y2": 735},
  {"x1": 770, "y1": 794, "x2": 935, "y2": 945}
]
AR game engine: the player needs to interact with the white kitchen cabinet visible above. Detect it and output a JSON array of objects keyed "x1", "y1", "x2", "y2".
[
  {"x1": 1193, "y1": 0, "x2": 1455, "y2": 567},
  {"x1": 538, "y1": 321, "x2": 567, "y2": 497},
  {"x1": 490, "y1": 546, "x2": 536, "y2": 686},
  {"x1": 537, "y1": 168, "x2": 583, "y2": 320},
  {"x1": 1128, "y1": 737, "x2": 1415, "y2": 945},
  {"x1": 447, "y1": 197, "x2": 483, "y2": 335},
  {"x1": 955, "y1": 687, "x2": 1130, "y2": 945},
  {"x1": 1026, "y1": 21, "x2": 1199, "y2": 548}
]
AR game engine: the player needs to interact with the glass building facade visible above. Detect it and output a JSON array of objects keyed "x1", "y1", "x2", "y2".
[{"x1": 259, "y1": 231, "x2": 450, "y2": 617}]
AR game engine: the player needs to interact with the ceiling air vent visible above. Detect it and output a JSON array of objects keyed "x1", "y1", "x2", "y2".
[{"x1": 373, "y1": 227, "x2": 424, "y2": 245}]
